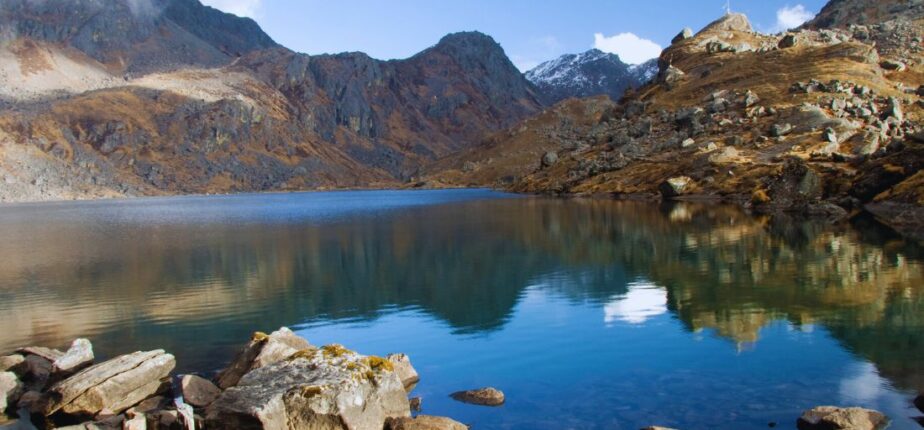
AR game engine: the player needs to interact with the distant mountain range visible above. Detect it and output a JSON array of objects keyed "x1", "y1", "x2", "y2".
[{"x1": 526, "y1": 49, "x2": 658, "y2": 104}]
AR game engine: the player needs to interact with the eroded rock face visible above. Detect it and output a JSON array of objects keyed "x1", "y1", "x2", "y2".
[
  {"x1": 385, "y1": 415, "x2": 469, "y2": 430},
  {"x1": 216, "y1": 328, "x2": 312, "y2": 389},
  {"x1": 45, "y1": 350, "x2": 175, "y2": 416},
  {"x1": 796, "y1": 406, "x2": 888, "y2": 430},
  {"x1": 206, "y1": 345, "x2": 409, "y2": 430},
  {"x1": 449, "y1": 387, "x2": 504, "y2": 407},
  {"x1": 385, "y1": 354, "x2": 420, "y2": 392}
]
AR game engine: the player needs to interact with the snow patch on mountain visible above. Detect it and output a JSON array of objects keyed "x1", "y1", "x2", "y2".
[{"x1": 526, "y1": 49, "x2": 657, "y2": 104}]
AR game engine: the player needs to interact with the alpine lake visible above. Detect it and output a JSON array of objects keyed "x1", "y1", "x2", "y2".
[{"x1": 0, "y1": 189, "x2": 921, "y2": 429}]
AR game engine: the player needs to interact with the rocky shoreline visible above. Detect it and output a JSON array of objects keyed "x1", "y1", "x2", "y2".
[{"x1": 2, "y1": 327, "x2": 917, "y2": 429}]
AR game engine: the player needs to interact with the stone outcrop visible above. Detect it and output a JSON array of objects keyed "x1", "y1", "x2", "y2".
[
  {"x1": 796, "y1": 406, "x2": 888, "y2": 430},
  {"x1": 216, "y1": 328, "x2": 311, "y2": 389},
  {"x1": 44, "y1": 350, "x2": 175, "y2": 416},
  {"x1": 449, "y1": 387, "x2": 505, "y2": 406},
  {"x1": 385, "y1": 415, "x2": 469, "y2": 430},
  {"x1": 206, "y1": 344, "x2": 409, "y2": 429}
]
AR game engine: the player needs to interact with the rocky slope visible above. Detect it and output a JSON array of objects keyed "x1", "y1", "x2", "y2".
[
  {"x1": 526, "y1": 49, "x2": 657, "y2": 104},
  {"x1": 424, "y1": 6, "x2": 924, "y2": 235},
  {"x1": 0, "y1": 0, "x2": 544, "y2": 201}
]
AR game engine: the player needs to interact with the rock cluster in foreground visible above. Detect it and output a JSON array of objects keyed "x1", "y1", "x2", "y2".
[{"x1": 0, "y1": 328, "x2": 470, "y2": 429}]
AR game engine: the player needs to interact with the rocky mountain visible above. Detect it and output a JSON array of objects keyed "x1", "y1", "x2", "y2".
[
  {"x1": 804, "y1": 0, "x2": 924, "y2": 29},
  {"x1": 525, "y1": 49, "x2": 658, "y2": 104},
  {"x1": 0, "y1": 0, "x2": 544, "y2": 201},
  {"x1": 424, "y1": 6, "x2": 924, "y2": 236}
]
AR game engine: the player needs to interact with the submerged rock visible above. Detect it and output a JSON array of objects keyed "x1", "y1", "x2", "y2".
[
  {"x1": 385, "y1": 415, "x2": 469, "y2": 430},
  {"x1": 450, "y1": 387, "x2": 504, "y2": 407},
  {"x1": 44, "y1": 350, "x2": 175, "y2": 416},
  {"x1": 206, "y1": 344, "x2": 409, "y2": 429},
  {"x1": 796, "y1": 406, "x2": 888, "y2": 430},
  {"x1": 216, "y1": 327, "x2": 312, "y2": 389},
  {"x1": 386, "y1": 354, "x2": 420, "y2": 392},
  {"x1": 180, "y1": 374, "x2": 221, "y2": 408}
]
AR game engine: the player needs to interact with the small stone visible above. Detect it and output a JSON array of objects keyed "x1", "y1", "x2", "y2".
[
  {"x1": 461, "y1": 161, "x2": 477, "y2": 173},
  {"x1": 681, "y1": 138, "x2": 696, "y2": 148},
  {"x1": 796, "y1": 406, "x2": 888, "y2": 430},
  {"x1": 409, "y1": 397, "x2": 422, "y2": 412},
  {"x1": 885, "y1": 97, "x2": 903, "y2": 122},
  {"x1": 661, "y1": 66, "x2": 685, "y2": 89},
  {"x1": 450, "y1": 387, "x2": 504, "y2": 407},
  {"x1": 705, "y1": 142, "x2": 718, "y2": 152},
  {"x1": 386, "y1": 354, "x2": 420, "y2": 392},
  {"x1": 541, "y1": 152, "x2": 559, "y2": 168},
  {"x1": 879, "y1": 60, "x2": 907, "y2": 72},
  {"x1": 386, "y1": 415, "x2": 468, "y2": 430},
  {"x1": 770, "y1": 123, "x2": 793, "y2": 137},
  {"x1": 778, "y1": 34, "x2": 797, "y2": 49},
  {"x1": 179, "y1": 375, "x2": 221, "y2": 408},
  {"x1": 709, "y1": 147, "x2": 739, "y2": 164},
  {"x1": 743, "y1": 90, "x2": 760, "y2": 108},
  {"x1": 823, "y1": 127, "x2": 838, "y2": 144}
]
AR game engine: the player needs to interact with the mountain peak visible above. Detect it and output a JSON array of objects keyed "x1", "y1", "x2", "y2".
[
  {"x1": 804, "y1": 0, "x2": 924, "y2": 29},
  {"x1": 526, "y1": 49, "x2": 656, "y2": 104}
]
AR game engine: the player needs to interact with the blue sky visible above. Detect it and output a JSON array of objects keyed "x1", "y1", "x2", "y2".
[{"x1": 200, "y1": 0, "x2": 829, "y2": 70}]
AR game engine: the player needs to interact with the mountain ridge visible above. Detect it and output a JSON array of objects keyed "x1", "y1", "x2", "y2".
[{"x1": 526, "y1": 49, "x2": 657, "y2": 104}]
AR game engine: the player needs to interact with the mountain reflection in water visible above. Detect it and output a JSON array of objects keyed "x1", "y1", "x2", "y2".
[{"x1": 0, "y1": 190, "x2": 921, "y2": 429}]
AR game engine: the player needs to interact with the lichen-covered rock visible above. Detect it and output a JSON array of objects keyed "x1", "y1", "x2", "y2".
[
  {"x1": 180, "y1": 375, "x2": 221, "y2": 408},
  {"x1": 216, "y1": 328, "x2": 312, "y2": 389},
  {"x1": 796, "y1": 406, "x2": 888, "y2": 430},
  {"x1": 450, "y1": 387, "x2": 505, "y2": 406},
  {"x1": 45, "y1": 350, "x2": 175, "y2": 416},
  {"x1": 385, "y1": 354, "x2": 420, "y2": 392},
  {"x1": 385, "y1": 415, "x2": 469, "y2": 430},
  {"x1": 541, "y1": 152, "x2": 559, "y2": 168},
  {"x1": 206, "y1": 344, "x2": 409, "y2": 429}
]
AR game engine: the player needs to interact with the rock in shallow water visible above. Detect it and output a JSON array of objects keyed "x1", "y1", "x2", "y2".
[
  {"x1": 206, "y1": 344, "x2": 409, "y2": 429},
  {"x1": 385, "y1": 415, "x2": 469, "y2": 430},
  {"x1": 44, "y1": 350, "x2": 175, "y2": 416},
  {"x1": 52, "y1": 339, "x2": 94, "y2": 376},
  {"x1": 796, "y1": 406, "x2": 888, "y2": 430},
  {"x1": 386, "y1": 353, "x2": 419, "y2": 392},
  {"x1": 450, "y1": 387, "x2": 504, "y2": 407}
]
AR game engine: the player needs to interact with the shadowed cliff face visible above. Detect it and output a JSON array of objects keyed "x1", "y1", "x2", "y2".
[
  {"x1": 0, "y1": 0, "x2": 544, "y2": 199},
  {"x1": 0, "y1": 0, "x2": 277, "y2": 74},
  {"x1": 0, "y1": 195, "x2": 921, "y2": 392}
]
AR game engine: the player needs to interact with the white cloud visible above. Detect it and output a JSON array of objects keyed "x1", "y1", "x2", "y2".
[
  {"x1": 200, "y1": 0, "x2": 263, "y2": 18},
  {"x1": 592, "y1": 32, "x2": 662, "y2": 65},
  {"x1": 603, "y1": 282, "x2": 668, "y2": 325},
  {"x1": 771, "y1": 4, "x2": 815, "y2": 33}
]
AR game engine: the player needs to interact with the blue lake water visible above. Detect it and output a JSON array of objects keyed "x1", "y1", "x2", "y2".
[{"x1": 0, "y1": 189, "x2": 922, "y2": 429}]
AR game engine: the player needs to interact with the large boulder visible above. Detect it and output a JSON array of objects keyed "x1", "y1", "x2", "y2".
[
  {"x1": 216, "y1": 328, "x2": 312, "y2": 389},
  {"x1": 385, "y1": 415, "x2": 469, "y2": 430},
  {"x1": 1, "y1": 372, "x2": 23, "y2": 419},
  {"x1": 44, "y1": 350, "x2": 175, "y2": 416},
  {"x1": 180, "y1": 374, "x2": 221, "y2": 408},
  {"x1": 796, "y1": 406, "x2": 888, "y2": 430},
  {"x1": 205, "y1": 344, "x2": 410, "y2": 429},
  {"x1": 699, "y1": 12, "x2": 753, "y2": 34},
  {"x1": 386, "y1": 354, "x2": 420, "y2": 392},
  {"x1": 449, "y1": 387, "x2": 504, "y2": 407}
]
